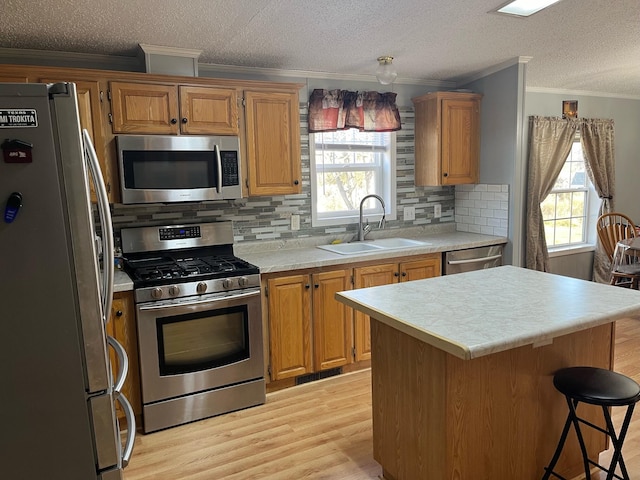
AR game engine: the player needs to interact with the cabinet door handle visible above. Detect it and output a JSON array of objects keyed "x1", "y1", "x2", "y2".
[
  {"x1": 294, "y1": 180, "x2": 300, "y2": 185},
  {"x1": 394, "y1": 272, "x2": 400, "y2": 277},
  {"x1": 401, "y1": 272, "x2": 407, "y2": 277},
  {"x1": 181, "y1": 117, "x2": 188, "y2": 124},
  {"x1": 116, "y1": 310, "x2": 123, "y2": 317},
  {"x1": 170, "y1": 118, "x2": 177, "y2": 124},
  {"x1": 314, "y1": 284, "x2": 319, "y2": 289},
  {"x1": 305, "y1": 284, "x2": 310, "y2": 289},
  {"x1": 443, "y1": 172, "x2": 449, "y2": 177}
]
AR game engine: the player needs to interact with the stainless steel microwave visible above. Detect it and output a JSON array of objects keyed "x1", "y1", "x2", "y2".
[{"x1": 116, "y1": 135, "x2": 242, "y2": 204}]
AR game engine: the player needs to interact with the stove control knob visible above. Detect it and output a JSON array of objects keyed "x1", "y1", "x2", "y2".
[
  {"x1": 238, "y1": 276, "x2": 249, "y2": 287},
  {"x1": 222, "y1": 278, "x2": 233, "y2": 289},
  {"x1": 168, "y1": 286, "x2": 180, "y2": 297},
  {"x1": 151, "y1": 288, "x2": 163, "y2": 299},
  {"x1": 196, "y1": 282, "x2": 207, "y2": 294}
]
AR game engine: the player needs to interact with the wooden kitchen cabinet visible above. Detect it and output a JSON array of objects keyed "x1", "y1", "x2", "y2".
[
  {"x1": 312, "y1": 269, "x2": 353, "y2": 371},
  {"x1": 107, "y1": 291, "x2": 142, "y2": 423},
  {"x1": 0, "y1": 73, "x2": 28, "y2": 82},
  {"x1": 353, "y1": 255, "x2": 441, "y2": 361},
  {"x1": 266, "y1": 268, "x2": 352, "y2": 381},
  {"x1": 412, "y1": 91, "x2": 482, "y2": 186},
  {"x1": 109, "y1": 81, "x2": 239, "y2": 135},
  {"x1": 39, "y1": 76, "x2": 115, "y2": 202},
  {"x1": 244, "y1": 89, "x2": 301, "y2": 196},
  {"x1": 267, "y1": 274, "x2": 312, "y2": 380}
]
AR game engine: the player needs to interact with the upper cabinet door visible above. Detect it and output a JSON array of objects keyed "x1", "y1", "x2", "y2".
[
  {"x1": 40, "y1": 77, "x2": 114, "y2": 202},
  {"x1": 179, "y1": 86, "x2": 239, "y2": 135},
  {"x1": 244, "y1": 90, "x2": 301, "y2": 196},
  {"x1": 109, "y1": 81, "x2": 179, "y2": 134},
  {"x1": 412, "y1": 91, "x2": 481, "y2": 186},
  {"x1": 441, "y1": 97, "x2": 480, "y2": 185},
  {"x1": 0, "y1": 74, "x2": 28, "y2": 82}
]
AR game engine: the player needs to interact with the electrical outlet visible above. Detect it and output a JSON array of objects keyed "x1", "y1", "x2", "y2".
[
  {"x1": 291, "y1": 214, "x2": 300, "y2": 231},
  {"x1": 403, "y1": 206, "x2": 415, "y2": 221},
  {"x1": 433, "y1": 204, "x2": 442, "y2": 218}
]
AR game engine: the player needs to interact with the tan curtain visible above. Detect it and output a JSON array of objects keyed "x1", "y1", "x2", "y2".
[
  {"x1": 525, "y1": 116, "x2": 579, "y2": 271},
  {"x1": 308, "y1": 89, "x2": 401, "y2": 133},
  {"x1": 581, "y1": 118, "x2": 616, "y2": 283}
]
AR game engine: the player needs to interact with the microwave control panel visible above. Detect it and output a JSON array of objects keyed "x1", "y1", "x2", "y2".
[{"x1": 221, "y1": 151, "x2": 239, "y2": 186}]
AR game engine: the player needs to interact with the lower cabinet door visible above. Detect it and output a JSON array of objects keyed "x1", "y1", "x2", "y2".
[
  {"x1": 312, "y1": 269, "x2": 353, "y2": 371},
  {"x1": 353, "y1": 263, "x2": 398, "y2": 361},
  {"x1": 267, "y1": 274, "x2": 312, "y2": 380},
  {"x1": 107, "y1": 291, "x2": 141, "y2": 421}
]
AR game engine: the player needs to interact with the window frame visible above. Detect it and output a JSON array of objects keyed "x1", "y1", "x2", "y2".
[
  {"x1": 542, "y1": 135, "x2": 599, "y2": 253},
  {"x1": 309, "y1": 129, "x2": 397, "y2": 228}
]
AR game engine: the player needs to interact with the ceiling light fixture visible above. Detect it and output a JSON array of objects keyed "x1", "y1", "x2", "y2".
[
  {"x1": 496, "y1": 0, "x2": 564, "y2": 17},
  {"x1": 376, "y1": 56, "x2": 397, "y2": 85}
]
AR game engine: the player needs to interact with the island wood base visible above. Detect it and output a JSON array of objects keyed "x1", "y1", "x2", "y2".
[{"x1": 371, "y1": 319, "x2": 615, "y2": 480}]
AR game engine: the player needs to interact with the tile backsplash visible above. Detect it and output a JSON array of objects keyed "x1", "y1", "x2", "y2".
[
  {"x1": 454, "y1": 184, "x2": 509, "y2": 237},
  {"x1": 110, "y1": 105, "x2": 456, "y2": 243}
]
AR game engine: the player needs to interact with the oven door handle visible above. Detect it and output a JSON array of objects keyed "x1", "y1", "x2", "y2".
[{"x1": 138, "y1": 289, "x2": 261, "y2": 312}]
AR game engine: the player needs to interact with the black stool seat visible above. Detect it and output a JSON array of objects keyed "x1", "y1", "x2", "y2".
[
  {"x1": 553, "y1": 366, "x2": 640, "y2": 406},
  {"x1": 542, "y1": 366, "x2": 640, "y2": 480}
]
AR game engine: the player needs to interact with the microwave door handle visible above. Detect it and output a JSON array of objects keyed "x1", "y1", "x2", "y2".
[
  {"x1": 83, "y1": 129, "x2": 114, "y2": 323},
  {"x1": 215, "y1": 144, "x2": 222, "y2": 195}
]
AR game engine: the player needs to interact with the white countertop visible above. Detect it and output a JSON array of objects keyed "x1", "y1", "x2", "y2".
[
  {"x1": 238, "y1": 231, "x2": 507, "y2": 274},
  {"x1": 336, "y1": 265, "x2": 640, "y2": 360},
  {"x1": 113, "y1": 269, "x2": 133, "y2": 293},
  {"x1": 111, "y1": 231, "x2": 507, "y2": 291}
]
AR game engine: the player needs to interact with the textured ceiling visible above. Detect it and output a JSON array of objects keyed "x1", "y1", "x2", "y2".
[{"x1": 1, "y1": 0, "x2": 639, "y2": 96}]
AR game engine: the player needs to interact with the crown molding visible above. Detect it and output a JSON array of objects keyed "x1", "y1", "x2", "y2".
[
  {"x1": 526, "y1": 86, "x2": 640, "y2": 101},
  {"x1": 0, "y1": 47, "x2": 142, "y2": 71}
]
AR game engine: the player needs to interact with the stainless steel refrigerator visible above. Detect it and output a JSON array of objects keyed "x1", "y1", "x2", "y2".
[{"x1": 0, "y1": 83, "x2": 135, "y2": 479}]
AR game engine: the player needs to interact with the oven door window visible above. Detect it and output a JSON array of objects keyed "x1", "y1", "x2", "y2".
[
  {"x1": 156, "y1": 305, "x2": 249, "y2": 375},
  {"x1": 122, "y1": 150, "x2": 217, "y2": 189}
]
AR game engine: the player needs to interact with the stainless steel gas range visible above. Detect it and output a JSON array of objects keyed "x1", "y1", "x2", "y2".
[{"x1": 120, "y1": 221, "x2": 265, "y2": 433}]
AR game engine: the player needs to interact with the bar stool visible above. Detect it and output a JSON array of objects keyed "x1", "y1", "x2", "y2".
[{"x1": 542, "y1": 366, "x2": 640, "y2": 480}]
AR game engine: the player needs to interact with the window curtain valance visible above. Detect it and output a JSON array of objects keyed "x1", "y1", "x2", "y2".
[{"x1": 308, "y1": 89, "x2": 402, "y2": 133}]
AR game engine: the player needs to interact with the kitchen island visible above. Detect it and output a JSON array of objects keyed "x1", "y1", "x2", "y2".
[{"x1": 336, "y1": 266, "x2": 640, "y2": 480}]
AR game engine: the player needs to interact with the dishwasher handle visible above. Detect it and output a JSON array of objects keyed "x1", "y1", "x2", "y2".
[{"x1": 447, "y1": 254, "x2": 503, "y2": 265}]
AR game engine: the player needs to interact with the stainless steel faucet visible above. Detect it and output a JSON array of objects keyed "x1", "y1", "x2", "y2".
[{"x1": 358, "y1": 194, "x2": 386, "y2": 241}]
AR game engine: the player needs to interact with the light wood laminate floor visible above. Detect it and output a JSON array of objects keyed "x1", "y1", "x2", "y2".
[{"x1": 124, "y1": 318, "x2": 640, "y2": 480}]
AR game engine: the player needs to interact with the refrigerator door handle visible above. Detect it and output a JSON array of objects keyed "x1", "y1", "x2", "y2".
[
  {"x1": 107, "y1": 335, "x2": 129, "y2": 394},
  {"x1": 115, "y1": 392, "x2": 136, "y2": 468},
  {"x1": 83, "y1": 129, "x2": 114, "y2": 324}
]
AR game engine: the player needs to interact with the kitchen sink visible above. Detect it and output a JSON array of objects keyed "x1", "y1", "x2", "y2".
[
  {"x1": 367, "y1": 237, "x2": 430, "y2": 249},
  {"x1": 317, "y1": 242, "x2": 385, "y2": 255},
  {"x1": 317, "y1": 238, "x2": 431, "y2": 255}
]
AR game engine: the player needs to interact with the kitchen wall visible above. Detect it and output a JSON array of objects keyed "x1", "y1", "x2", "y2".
[
  {"x1": 458, "y1": 59, "x2": 528, "y2": 267},
  {"x1": 110, "y1": 104, "x2": 456, "y2": 244}
]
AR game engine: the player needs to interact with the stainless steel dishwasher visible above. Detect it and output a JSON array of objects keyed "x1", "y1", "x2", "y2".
[{"x1": 444, "y1": 245, "x2": 504, "y2": 274}]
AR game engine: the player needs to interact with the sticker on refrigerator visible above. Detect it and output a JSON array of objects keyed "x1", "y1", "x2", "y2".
[
  {"x1": 1, "y1": 139, "x2": 33, "y2": 163},
  {"x1": 0, "y1": 109, "x2": 38, "y2": 128}
]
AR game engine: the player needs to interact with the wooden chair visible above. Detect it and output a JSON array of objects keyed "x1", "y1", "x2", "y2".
[{"x1": 596, "y1": 212, "x2": 640, "y2": 288}]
